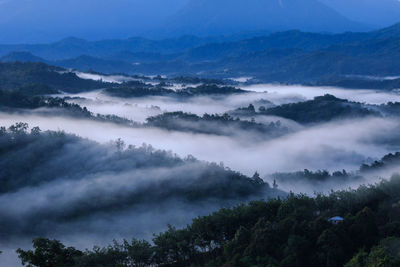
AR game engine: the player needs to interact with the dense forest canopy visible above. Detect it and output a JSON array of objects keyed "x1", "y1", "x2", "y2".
[
  {"x1": 0, "y1": 124, "x2": 282, "y2": 239},
  {"x1": 104, "y1": 83, "x2": 245, "y2": 98},
  {"x1": 231, "y1": 94, "x2": 400, "y2": 124},
  {"x1": 0, "y1": 62, "x2": 111, "y2": 93},
  {"x1": 15, "y1": 175, "x2": 400, "y2": 266},
  {"x1": 145, "y1": 111, "x2": 288, "y2": 137}
]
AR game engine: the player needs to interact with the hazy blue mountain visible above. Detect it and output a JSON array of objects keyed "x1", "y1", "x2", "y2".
[
  {"x1": 177, "y1": 22, "x2": 400, "y2": 61},
  {"x1": 0, "y1": 36, "x2": 221, "y2": 60},
  {"x1": 0, "y1": 0, "x2": 189, "y2": 44},
  {"x1": 0, "y1": 51, "x2": 47, "y2": 63},
  {"x1": 164, "y1": 0, "x2": 367, "y2": 37},
  {"x1": 2, "y1": 23, "x2": 400, "y2": 84},
  {"x1": 56, "y1": 55, "x2": 138, "y2": 74},
  {"x1": 320, "y1": 0, "x2": 400, "y2": 27},
  {"x1": 0, "y1": 0, "x2": 372, "y2": 44}
]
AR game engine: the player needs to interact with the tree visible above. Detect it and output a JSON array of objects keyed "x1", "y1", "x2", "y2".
[
  {"x1": 252, "y1": 172, "x2": 264, "y2": 185},
  {"x1": 124, "y1": 238, "x2": 154, "y2": 267},
  {"x1": 345, "y1": 250, "x2": 368, "y2": 267},
  {"x1": 8, "y1": 122, "x2": 28, "y2": 134},
  {"x1": 115, "y1": 138, "x2": 126, "y2": 152},
  {"x1": 17, "y1": 238, "x2": 83, "y2": 267},
  {"x1": 31, "y1": 126, "x2": 42, "y2": 135}
]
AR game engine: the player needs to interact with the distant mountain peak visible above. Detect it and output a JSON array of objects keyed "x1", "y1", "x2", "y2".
[{"x1": 163, "y1": 0, "x2": 368, "y2": 36}]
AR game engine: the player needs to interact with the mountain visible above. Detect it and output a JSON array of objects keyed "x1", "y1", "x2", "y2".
[
  {"x1": 0, "y1": 0, "x2": 189, "y2": 43},
  {"x1": 0, "y1": 51, "x2": 47, "y2": 63},
  {"x1": 2, "y1": 23, "x2": 400, "y2": 84},
  {"x1": 0, "y1": 62, "x2": 110, "y2": 93},
  {"x1": 370, "y1": 22, "x2": 400, "y2": 39},
  {"x1": 0, "y1": 36, "x2": 225, "y2": 60},
  {"x1": 129, "y1": 23, "x2": 400, "y2": 82},
  {"x1": 320, "y1": 0, "x2": 400, "y2": 27},
  {"x1": 56, "y1": 55, "x2": 139, "y2": 74},
  {"x1": 164, "y1": 0, "x2": 367, "y2": 37}
]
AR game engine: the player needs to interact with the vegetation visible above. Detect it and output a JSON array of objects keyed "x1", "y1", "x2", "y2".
[
  {"x1": 104, "y1": 82, "x2": 175, "y2": 98},
  {"x1": 179, "y1": 84, "x2": 245, "y2": 96},
  {"x1": 260, "y1": 94, "x2": 378, "y2": 123},
  {"x1": 360, "y1": 152, "x2": 400, "y2": 172},
  {"x1": 171, "y1": 76, "x2": 225, "y2": 85},
  {"x1": 16, "y1": 175, "x2": 400, "y2": 266},
  {"x1": 320, "y1": 77, "x2": 400, "y2": 90},
  {"x1": 0, "y1": 124, "x2": 282, "y2": 238},
  {"x1": 104, "y1": 83, "x2": 245, "y2": 98},
  {"x1": 0, "y1": 62, "x2": 110, "y2": 93},
  {"x1": 234, "y1": 94, "x2": 400, "y2": 124},
  {"x1": 146, "y1": 111, "x2": 288, "y2": 137},
  {"x1": 273, "y1": 169, "x2": 359, "y2": 185},
  {"x1": 0, "y1": 90, "x2": 90, "y2": 112},
  {"x1": 1, "y1": 124, "x2": 262, "y2": 194},
  {"x1": 0, "y1": 89, "x2": 135, "y2": 125},
  {"x1": 2, "y1": 24, "x2": 400, "y2": 86}
]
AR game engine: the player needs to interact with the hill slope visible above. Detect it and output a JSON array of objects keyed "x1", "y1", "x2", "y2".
[
  {"x1": 165, "y1": 0, "x2": 366, "y2": 36},
  {"x1": 0, "y1": 62, "x2": 110, "y2": 93}
]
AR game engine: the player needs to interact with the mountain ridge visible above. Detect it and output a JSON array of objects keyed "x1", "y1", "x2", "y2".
[{"x1": 163, "y1": 0, "x2": 368, "y2": 37}]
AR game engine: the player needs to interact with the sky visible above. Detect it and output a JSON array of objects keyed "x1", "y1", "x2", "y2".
[{"x1": 0, "y1": 0, "x2": 399, "y2": 43}]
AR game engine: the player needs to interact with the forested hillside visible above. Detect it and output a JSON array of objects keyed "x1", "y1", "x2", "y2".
[
  {"x1": 0, "y1": 62, "x2": 110, "y2": 93},
  {"x1": 16, "y1": 175, "x2": 400, "y2": 266},
  {"x1": 0, "y1": 125, "x2": 282, "y2": 238}
]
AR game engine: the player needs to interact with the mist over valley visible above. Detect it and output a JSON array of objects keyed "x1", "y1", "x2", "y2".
[{"x1": 2, "y1": 2, "x2": 400, "y2": 266}]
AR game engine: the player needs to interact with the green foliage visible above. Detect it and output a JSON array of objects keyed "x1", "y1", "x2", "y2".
[
  {"x1": 0, "y1": 90, "x2": 90, "y2": 113},
  {"x1": 180, "y1": 84, "x2": 245, "y2": 96},
  {"x1": 322, "y1": 77, "x2": 400, "y2": 90},
  {"x1": 171, "y1": 76, "x2": 225, "y2": 85},
  {"x1": 16, "y1": 238, "x2": 83, "y2": 267},
  {"x1": 104, "y1": 80, "x2": 174, "y2": 98},
  {"x1": 0, "y1": 62, "x2": 110, "y2": 93},
  {"x1": 0, "y1": 90, "x2": 135, "y2": 126},
  {"x1": 273, "y1": 169, "x2": 358, "y2": 184},
  {"x1": 236, "y1": 95, "x2": 400, "y2": 125},
  {"x1": 104, "y1": 83, "x2": 245, "y2": 98},
  {"x1": 1, "y1": 124, "x2": 281, "y2": 240},
  {"x1": 19, "y1": 175, "x2": 400, "y2": 266},
  {"x1": 124, "y1": 239, "x2": 153, "y2": 267},
  {"x1": 261, "y1": 94, "x2": 378, "y2": 123},
  {"x1": 346, "y1": 238, "x2": 400, "y2": 267},
  {"x1": 360, "y1": 152, "x2": 400, "y2": 172},
  {"x1": 146, "y1": 111, "x2": 287, "y2": 137}
]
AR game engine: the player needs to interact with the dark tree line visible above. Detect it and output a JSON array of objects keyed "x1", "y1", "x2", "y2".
[
  {"x1": 0, "y1": 62, "x2": 112, "y2": 93},
  {"x1": 0, "y1": 124, "x2": 282, "y2": 238},
  {"x1": 16, "y1": 175, "x2": 400, "y2": 266},
  {"x1": 0, "y1": 89, "x2": 135, "y2": 125},
  {"x1": 234, "y1": 94, "x2": 400, "y2": 124},
  {"x1": 273, "y1": 169, "x2": 359, "y2": 185},
  {"x1": 145, "y1": 111, "x2": 288, "y2": 137},
  {"x1": 104, "y1": 83, "x2": 245, "y2": 98}
]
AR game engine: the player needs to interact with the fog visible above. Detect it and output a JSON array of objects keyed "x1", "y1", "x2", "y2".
[
  {"x1": 243, "y1": 84, "x2": 400, "y2": 105},
  {"x1": 6, "y1": 84, "x2": 400, "y2": 177},
  {"x1": 73, "y1": 71, "x2": 138, "y2": 84},
  {"x1": 2, "y1": 84, "x2": 400, "y2": 265},
  {"x1": 63, "y1": 90, "x2": 303, "y2": 122},
  {"x1": 0, "y1": 113, "x2": 396, "y2": 177},
  {"x1": 0, "y1": 127, "x2": 273, "y2": 266}
]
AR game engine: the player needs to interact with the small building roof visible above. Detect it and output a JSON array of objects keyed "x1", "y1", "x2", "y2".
[{"x1": 328, "y1": 216, "x2": 344, "y2": 221}]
